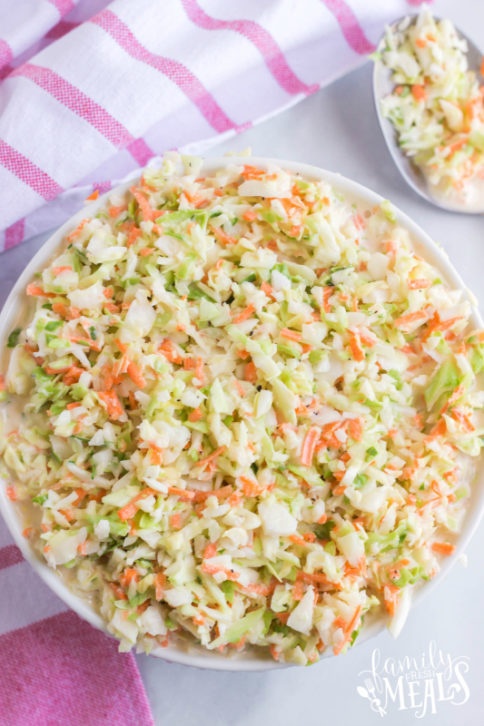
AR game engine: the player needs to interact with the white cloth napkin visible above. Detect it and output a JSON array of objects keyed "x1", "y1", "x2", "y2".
[{"x1": 0, "y1": 0, "x2": 428, "y2": 251}]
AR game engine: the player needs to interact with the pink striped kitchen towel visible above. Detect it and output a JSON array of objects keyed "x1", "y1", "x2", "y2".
[
  {"x1": 0, "y1": 519, "x2": 154, "y2": 726},
  {"x1": 0, "y1": 0, "x2": 430, "y2": 252}
]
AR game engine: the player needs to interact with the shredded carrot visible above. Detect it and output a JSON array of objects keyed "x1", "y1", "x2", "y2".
[
  {"x1": 431, "y1": 541, "x2": 455, "y2": 556},
  {"x1": 244, "y1": 361, "x2": 257, "y2": 382},
  {"x1": 296, "y1": 571, "x2": 341, "y2": 589},
  {"x1": 149, "y1": 447, "x2": 163, "y2": 465},
  {"x1": 322, "y1": 286, "x2": 332, "y2": 313},
  {"x1": 242, "y1": 208, "x2": 257, "y2": 222},
  {"x1": 118, "y1": 488, "x2": 156, "y2": 521},
  {"x1": 104, "y1": 302, "x2": 119, "y2": 314},
  {"x1": 51, "y1": 302, "x2": 68, "y2": 318},
  {"x1": 26, "y1": 283, "x2": 55, "y2": 298},
  {"x1": 451, "y1": 408, "x2": 475, "y2": 432},
  {"x1": 120, "y1": 568, "x2": 139, "y2": 588},
  {"x1": 74, "y1": 488, "x2": 87, "y2": 506},
  {"x1": 109, "y1": 582, "x2": 128, "y2": 601},
  {"x1": 69, "y1": 335, "x2": 101, "y2": 352},
  {"x1": 167, "y1": 486, "x2": 195, "y2": 501},
  {"x1": 197, "y1": 446, "x2": 226, "y2": 470},
  {"x1": 348, "y1": 331, "x2": 364, "y2": 362},
  {"x1": 240, "y1": 476, "x2": 263, "y2": 497},
  {"x1": 333, "y1": 605, "x2": 362, "y2": 655},
  {"x1": 280, "y1": 328, "x2": 302, "y2": 342},
  {"x1": 394, "y1": 309, "x2": 430, "y2": 331},
  {"x1": 300, "y1": 426, "x2": 321, "y2": 466},
  {"x1": 233, "y1": 379, "x2": 246, "y2": 398},
  {"x1": 193, "y1": 485, "x2": 233, "y2": 503},
  {"x1": 170, "y1": 513, "x2": 183, "y2": 530},
  {"x1": 126, "y1": 224, "x2": 142, "y2": 247},
  {"x1": 6, "y1": 485, "x2": 17, "y2": 501},
  {"x1": 383, "y1": 584, "x2": 399, "y2": 617},
  {"x1": 183, "y1": 190, "x2": 207, "y2": 208},
  {"x1": 261, "y1": 281, "x2": 275, "y2": 299},
  {"x1": 188, "y1": 407, "x2": 203, "y2": 422},
  {"x1": 130, "y1": 186, "x2": 157, "y2": 221},
  {"x1": 427, "y1": 418, "x2": 447, "y2": 439},
  {"x1": 232, "y1": 304, "x2": 255, "y2": 324},
  {"x1": 67, "y1": 218, "x2": 88, "y2": 243},
  {"x1": 408, "y1": 278, "x2": 431, "y2": 289},
  {"x1": 358, "y1": 330, "x2": 377, "y2": 347},
  {"x1": 346, "y1": 418, "x2": 363, "y2": 441},
  {"x1": 448, "y1": 136, "x2": 468, "y2": 155},
  {"x1": 44, "y1": 364, "x2": 70, "y2": 375},
  {"x1": 352, "y1": 213, "x2": 365, "y2": 230},
  {"x1": 154, "y1": 572, "x2": 166, "y2": 600},
  {"x1": 203, "y1": 542, "x2": 218, "y2": 559},
  {"x1": 412, "y1": 84, "x2": 427, "y2": 101},
  {"x1": 194, "y1": 484, "x2": 233, "y2": 504},
  {"x1": 127, "y1": 361, "x2": 146, "y2": 389},
  {"x1": 241, "y1": 164, "x2": 265, "y2": 180},
  {"x1": 110, "y1": 204, "x2": 127, "y2": 218},
  {"x1": 293, "y1": 579, "x2": 305, "y2": 601},
  {"x1": 210, "y1": 225, "x2": 237, "y2": 246},
  {"x1": 159, "y1": 338, "x2": 183, "y2": 364},
  {"x1": 113, "y1": 338, "x2": 128, "y2": 354},
  {"x1": 317, "y1": 420, "x2": 345, "y2": 450},
  {"x1": 98, "y1": 390, "x2": 124, "y2": 421}
]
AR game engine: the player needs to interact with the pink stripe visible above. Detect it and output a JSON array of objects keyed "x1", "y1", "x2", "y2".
[
  {"x1": 0, "y1": 64, "x2": 12, "y2": 81},
  {"x1": 93, "y1": 180, "x2": 112, "y2": 195},
  {"x1": 126, "y1": 138, "x2": 154, "y2": 166},
  {"x1": 46, "y1": 0, "x2": 76, "y2": 17},
  {"x1": 46, "y1": 19, "x2": 80, "y2": 40},
  {"x1": 4, "y1": 218, "x2": 25, "y2": 250},
  {"x1": 0, "y1": 39, "x2": 13, "y2": 71},
  {"x1": 0, "y1": 611, "x2": 154, "y2": 726},
  {"x1": 181, "y1": 0, "x2": 316, "y2": 96},
  {"x1": 92, "y1": 10, "x2": 236, "y2": 133},
  {"x1": 320, "y1": 0, "x2": 375, "y2": 54},
  {"x1": 12, "y1": 63, "x2": 136, "y2": 148},
  {"x1": 0, "y1": 544, "x2": 23, "y2": 571},
  {"x1": 0, "y1": 139, "x2": 63, "y2": 200}
]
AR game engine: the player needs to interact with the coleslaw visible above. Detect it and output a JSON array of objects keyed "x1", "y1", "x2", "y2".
[
  {"x1": 377, "y1": 9, "x2": 484, "y2": 208},
  {"x1": 1, "y1": 154, "x2": 483, "y2": 665}
]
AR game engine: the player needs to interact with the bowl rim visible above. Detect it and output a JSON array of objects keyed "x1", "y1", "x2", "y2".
[{"x1": 1, "y1": 155, "x2": 483, "y2": 671}]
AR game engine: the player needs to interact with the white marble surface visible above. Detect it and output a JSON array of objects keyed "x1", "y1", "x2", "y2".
[{"x1": 1, "y1": 1, "x2": 483, "y2": 724}]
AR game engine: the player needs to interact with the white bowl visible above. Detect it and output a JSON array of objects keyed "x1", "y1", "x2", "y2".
[{"x1": 1, "y1": 157, "x2": 483, "y2": 671}]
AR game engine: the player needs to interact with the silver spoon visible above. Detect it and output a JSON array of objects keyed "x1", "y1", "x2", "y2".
[{"x1": 373, "y1": 14, "x2": 484, "y2": 214}]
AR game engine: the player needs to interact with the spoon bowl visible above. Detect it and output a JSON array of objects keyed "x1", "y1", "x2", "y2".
[{"x1": 373, "y1": 14, "x2": 484, "y2": 214}]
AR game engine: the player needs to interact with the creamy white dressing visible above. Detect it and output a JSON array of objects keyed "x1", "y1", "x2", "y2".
[{"x1": 428, "y1": 174, "x2": 484, "y2": 213}]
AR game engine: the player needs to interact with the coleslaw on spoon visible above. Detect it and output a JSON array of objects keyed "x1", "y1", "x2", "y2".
[{"x1": 376, "y1": 9, "x2": 484, "y2": 211}]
